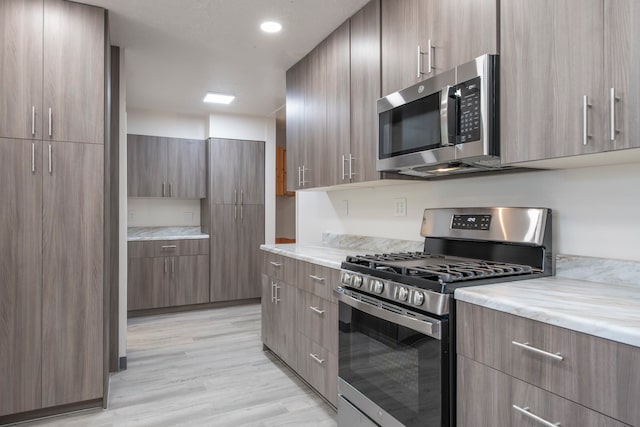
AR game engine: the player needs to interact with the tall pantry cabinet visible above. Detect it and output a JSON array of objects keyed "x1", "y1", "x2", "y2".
[{"x1": 0, "y1": 0, "x2": 105, "y2": 419}]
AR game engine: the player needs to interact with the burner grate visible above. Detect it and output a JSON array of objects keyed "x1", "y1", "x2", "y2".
[{"x1": 406, "y1": 261, "x2": 534, "y2": 283}]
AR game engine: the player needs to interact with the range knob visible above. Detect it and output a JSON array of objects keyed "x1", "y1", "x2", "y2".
[
  {"x1": 341, "y1": 273, "x2": 351, "y2": 285},
  {"x1": 372, "y1": 280, "x2": 384, "y2": 294},
  {"x1": 413, "y1": 292, "x2": 425, "y2": 306},
  {"x1": 398, "y1": 287, "x2": 409, "y2": 301},
  {"x1": 352, "y1": 275, "x2": 363, "y2": 288}
]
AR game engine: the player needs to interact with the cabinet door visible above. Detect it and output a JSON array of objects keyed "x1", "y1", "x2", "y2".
[
  {"x1": 275, "y1": 282, "x2": 298, "y2": 371},
  {"x1": 238, "y1": 140, "x2": 265, "y2": 205},
  {"x1": 606, "y1": 0, "x2": 640, "y2": 150},
  {"x1": 173, "y1": 255, "x2": 209, "y2": 305},
  {"x1": 209, "y1": 138, "x2": 243, "y2": 204},
  {"x1": 127, "y1": 134, "x2": 168, "y2": 197},
  {"x1": 42, "y1": 141, "x2": 103, "y2": 407},
  {"x1": 235, "y1": 204, "x2": 265, "y2": 300},
  {"x1": 127, "y1": 257, "x2": 171, "y2": 310},
  {"x1": 209, "y1": 204, "x2": 239, "y2": 302},
  {"x1": 0, "y1": 0, "x2": 43, "y2": 140},
  {"x1": 304, "y1": 41, "x2": 327, "y2": 188},
  {"x1": 350, "y1": 0, "x2": 381, "y2": 183},
  {"x1": 381, "y1": 0, "x2": 420, "y2": 95},
  {"x1": 325, "y1": 21, "x2": 351, "y2": 186},
  {"x1": 43, "y1": 0, "x2": 104, "y2": 144},
  {"x1": 0, "y1": 139, "x2": 42, "y2": 416},
  {"x1": 261, "y1": 274, "x2": 277, "y2": 350},
  {"x1": 167, "y1": 138, "x2": 206, "y2": 198},
  {"x1": 285, "y1": 58, "x2": 307, "y2": 192},
  {"x1": 500, "y1": 0, "x2": 605, "y2": 164}
]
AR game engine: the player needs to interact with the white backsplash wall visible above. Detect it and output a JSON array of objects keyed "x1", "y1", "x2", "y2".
[
  {"x1": 127, "y1": 198, "x2": 201, "y2": 227},
  {"x1": 296, "y1": 162, "x2": 640, "y2": 262}
]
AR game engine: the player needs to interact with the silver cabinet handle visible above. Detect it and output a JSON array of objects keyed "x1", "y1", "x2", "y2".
[
  {"x1": 164, "y1": 258, "x2": 168, "y2": 273},
  {"x1": 341, "y1": 155, "x2": 346, "y2": 180},
  {"x1": 583, "y1": 95, "x2": 592, "y2": 145},
  {"x1": 271, "y1": 281, "x2": 275, "y2": 303},
  {"x1": 309, "y1": 306, "x2": 325, "y2": 315},
  {"x1": 162, "y1": 182, "x2": 166, "y2": 197},
  {"x1": 48, "y1": 144, "x2": 52, "y2": 174},
  {"x1": 417, "y1": 45, "x2": 423, "y2": 78},
  {"x1": 309, "y1": 274, "x2": 325, "y2": 282},
  {"x1": 31, "y1": 143, "x2": 35, "y2": 173},
  {"x1": 269, "y1": 261, "x2": 282, "y2": 268},
  {"x1": 48, "y1": 108, "x2": 52, "y2": 137},
  {"x1": 301, "y1": 165, "x2": 308, "y2": 186},
  {"x1": 511, "y1": 341, "x2": 564, "y2": 361},
  {"x1": 297, "y1": 166, "x2": 301, "y2": 187},
  {"x1": 31, "y1": 106, "x2": 36, "y2": 136},
  {"x1": 428, "y1": 39, "x2": 433, "y2": 74},
  {"x1": 610, "y1": 87, "x2": 620, "y2": 143},
  {"x1": 161, "y1": 245, "x2": 177, "y2": 249},
  {"x1": 274, "y1": 283, "x2": 280, "y2": 304},
  {"x1": 512, "y1": 405, "x2": 560, "y2": 427},
  {"x1": 348, "y1": 153, "x2": 355, "y2": 179},
  {"x1": 309, "y1": 353, "x2": 325, "y2": 365}
]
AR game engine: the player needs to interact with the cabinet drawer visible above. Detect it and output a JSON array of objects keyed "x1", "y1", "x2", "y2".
[
  {"x1": 262, "y1": 252, "x2": 297, "y2": 284},
  {"x1": 128, "y1": 239, "x2": 209, "y2": 258},
  {"x1": 296, "y1": 290, "x2": 338, "y2": 355},
  {"x1": 457, "y1": 356, "x2": 629, "y2": 427},
  {"x1": 457, "y1": 301, "x2": 640, "y2": 425},
  {"x1": 297, "y1": 261, "x2": 340, "y2": 301},
  {"x1": 296, "y1": 332, "x2": 337, "y2": 407}
]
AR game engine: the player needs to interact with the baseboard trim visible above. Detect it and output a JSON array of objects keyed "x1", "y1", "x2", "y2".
[
  {"x1": 0, "y1": 399, "x2": 103, "y2": 426},
  {"x1": 127, "y1": 298, "x2": 260, "y2": 318}
]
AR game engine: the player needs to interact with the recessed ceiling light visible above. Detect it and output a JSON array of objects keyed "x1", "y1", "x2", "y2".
[
  {"x1": 260, "y1": 21, "x2": 282, "y2": 33},
  {"x1": 203, "y1": 92, "x2": 235, "y2": 104}
]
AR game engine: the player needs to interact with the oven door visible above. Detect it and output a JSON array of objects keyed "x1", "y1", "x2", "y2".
[{"x1": 336, "y1": 287, "x2": 450, "y2": 427}]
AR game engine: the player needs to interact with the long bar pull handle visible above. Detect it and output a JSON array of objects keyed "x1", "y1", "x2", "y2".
[
  {"x1": 511, "y1": 341, "x2": 564, "y2": 361},
  {"x1": 309, "y1": 306, "x2": 325, "y2": 315},
  {"x1": 48, "y1": 144, "x2": 52, "y2": 174},
  {"x1": 31, "y1": 143, "x2": 36, "y2": 173},
  {"x1": 341, "y1": 155, "x2": 346, "y2": 180},
  {"x1": 162, "y1": 182, "x2": 166, "y2": 197},
  {"x1": 161, "y1": 245, "x2": 177, "y2": 249},
  {"x1": 269, "y1": 261, "x2": 282, "y2": 267},
  {"x1": 169, "y1": 182, "x2": 172, "y2": 197},
  {"x1": 271, "y1": 282, "x2": 275, "y2": 303},
  {"x1": 417, "y1": 45, "x2": 423, "y2": 78},
  {"x1": 583, "y1": 95, "x2": 592, "y2": 145},
  {"x1": 274, "y1": 284, "x2": 280, "y2": 304},
  {"x1": 349, "y1": 154, "x2": 355, "y2": 179},
  {"x1": 297, "y1": 166, "x2": 301, "y2": 187},
  {"x1": 31, "y1": 106, "x2": 36, "y2": 136},
  {"x1": 512, "y1": 405, "x2": 561, "y2": 427},
  {"x1": 610, "y1": 87, "x2": 620, "y2": 143},
  {"x1": 427, "y1": 39, "x2": 433, "y2": 74},
  {"x1": 171, "y1": 258, "x2": 175, "y2": 273},
  {"x1": 48, "y1": 108, "x2": 52, "y2": 137},
  {"x1": 309, "y1": 274, "x2": 325, "y2": 282},
  {"x1": 309, "y1": 353, "x2": 325, "y2": 365}
]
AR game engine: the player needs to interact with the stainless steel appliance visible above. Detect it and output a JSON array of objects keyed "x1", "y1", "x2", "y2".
[
  {"x1": 336, "y1": 207, "x2": 553, "y2": 427},
  {"x1": 377, "y1": 54, "x2": 500, "y2": 177}
]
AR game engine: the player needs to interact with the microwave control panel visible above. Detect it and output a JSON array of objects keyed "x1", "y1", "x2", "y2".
[{"x1": 457, "y1": 77, "x2": 481, "y2": 143}]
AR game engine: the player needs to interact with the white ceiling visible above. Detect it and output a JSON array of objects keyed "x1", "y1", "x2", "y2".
[{"x1": 80, "y1": 0, "x2": 370, "y2": 117}]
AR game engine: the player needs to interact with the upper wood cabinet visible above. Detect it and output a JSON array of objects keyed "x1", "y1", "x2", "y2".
[
  {"x1": 0, "y1": 0, "x2": 104, "y2": 144},
  {"x1": 209, "y1": 138, "x2": 264, "y2": 204},
  {"x1": 0, "y1": 0, "x2": 43, "y2": 141},
  {"x1": 285, "y1": 57, "x2": 307, "y2": 192},
  {"x1": 127, "y1": 134, "x2": 206, "y2": 199},
  {"x1": 500, "y1": 0, "x2": 606, "y2": 164},
  {"x1": 381, "y1": 0, "x2": 498, "y2": 96}
]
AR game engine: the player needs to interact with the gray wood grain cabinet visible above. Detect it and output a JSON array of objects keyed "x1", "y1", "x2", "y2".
[
  {"x1": 285, "y1": 58, "x2": 307, "y2": 192},
  {"x1": 127, "y1": 134, "x2": 206, "y2": 198},
  {"x1": 0, "y1": 0, "x2": 104, "y2": 144},
  {"x1": 457, "y1": 301, "x2": 640, "y2": 426},
  {"x1": 209, "y1": 138, "x2": 265, "y2": 205},
  {"x1": 261, "y1": 275, "x2": 298, "y2": 371},
  {"x1": 381, "y1": 0, "x2": 498, "y2": 96},
  {"x1": 127, "y1": 240, "x2": 210, "y2": 311}
]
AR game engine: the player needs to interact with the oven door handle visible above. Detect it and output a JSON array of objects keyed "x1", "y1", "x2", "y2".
[{"x1": 335, "y1": 288, "x2": 441, "y2": 339}]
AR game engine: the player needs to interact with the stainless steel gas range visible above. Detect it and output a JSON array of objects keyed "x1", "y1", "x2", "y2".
[{"x1": 335, "y1": 207, "x2": 553, "y2": 427}]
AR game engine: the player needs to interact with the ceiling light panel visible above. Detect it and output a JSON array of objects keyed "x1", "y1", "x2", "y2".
[
  {"x1": 260, "y1": 21, "x2": 282, "y2": 33},
  {"x1": 203, "y1": 92, "x2": 235, "y2": 104}
]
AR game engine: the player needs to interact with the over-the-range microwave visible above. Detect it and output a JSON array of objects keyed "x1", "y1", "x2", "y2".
[{"x1": 377, "y1": 54, "x2": 500, "y2": 177}]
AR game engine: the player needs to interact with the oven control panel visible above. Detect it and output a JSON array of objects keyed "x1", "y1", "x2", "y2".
[{"x1": 451, "y1": 214, "x2": 491, "y2": 230}]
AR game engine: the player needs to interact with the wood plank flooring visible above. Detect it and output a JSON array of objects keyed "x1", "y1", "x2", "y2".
[{"x1": 22, "y1": 304, "x2": 337, "y2": 426}]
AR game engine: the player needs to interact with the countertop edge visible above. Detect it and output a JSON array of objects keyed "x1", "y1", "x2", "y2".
[
  {"x1": 260, "y1": 244, "x2": 343, "y2": 270},
  {"x1": 128, "y1": 234, "x2": 210, "y2": 242}
]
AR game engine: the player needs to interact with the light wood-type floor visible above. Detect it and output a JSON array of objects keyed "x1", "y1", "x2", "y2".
[{"x1": 23, "y1": 304, "x2": 337, "y2": 427}]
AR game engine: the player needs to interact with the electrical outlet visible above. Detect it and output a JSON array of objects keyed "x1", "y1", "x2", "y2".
[
  {"x1": 184, "y1": 212, "x2": 194, "y2": 222},
  {"x1": 128, "y1": 210, "x2": 136, "y2": 221},
  {"x1": 394, "y1": 198, "x2": 407, "y2": 217}
]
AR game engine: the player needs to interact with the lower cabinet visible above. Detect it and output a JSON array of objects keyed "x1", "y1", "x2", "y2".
[
  {"x1": 127, "y1": 239, "x2": 209, "y2": 311},
  {"x1": 261, "y1": 252, "x2": 339, "y2": 407}
]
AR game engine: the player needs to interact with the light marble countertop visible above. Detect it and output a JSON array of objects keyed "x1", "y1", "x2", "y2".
[
  {"x1": 260, "y1": 244, "x2": 362, "y2": 269},
  {"x1": 455, "y1": 277, "x2": 640, "y2": 348},
  {"x1": 128, "y1": 226, "x2": 209, "y2": 241}
]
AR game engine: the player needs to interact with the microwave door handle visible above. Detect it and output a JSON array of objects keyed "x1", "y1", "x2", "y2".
[{"x1": 440, "y1": 85, "x2": 456, "y2": 147}]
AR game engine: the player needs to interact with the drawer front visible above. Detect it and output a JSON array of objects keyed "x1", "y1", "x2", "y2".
[
  {"x1": 457, "y1": 355, "x2": 630, "y2": 427},
  {"x1": 262, "y1": 252, "x2": 285, "y2": 281},
  {"x1": 297, "y1": 261, "x2": 340, "y2": 301},
  {"x1": 457, "y1": 301, "x2": 640, "y2": 425},
  {"x1": 296, "y1": 290, "x2": 338, "y2": 355},
  {"x1": 128, "y1": 239, "x2": 209, "y2": 258},
  {"x1": 296, "y1": 332, "x2": 337, "y2": 407}
]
